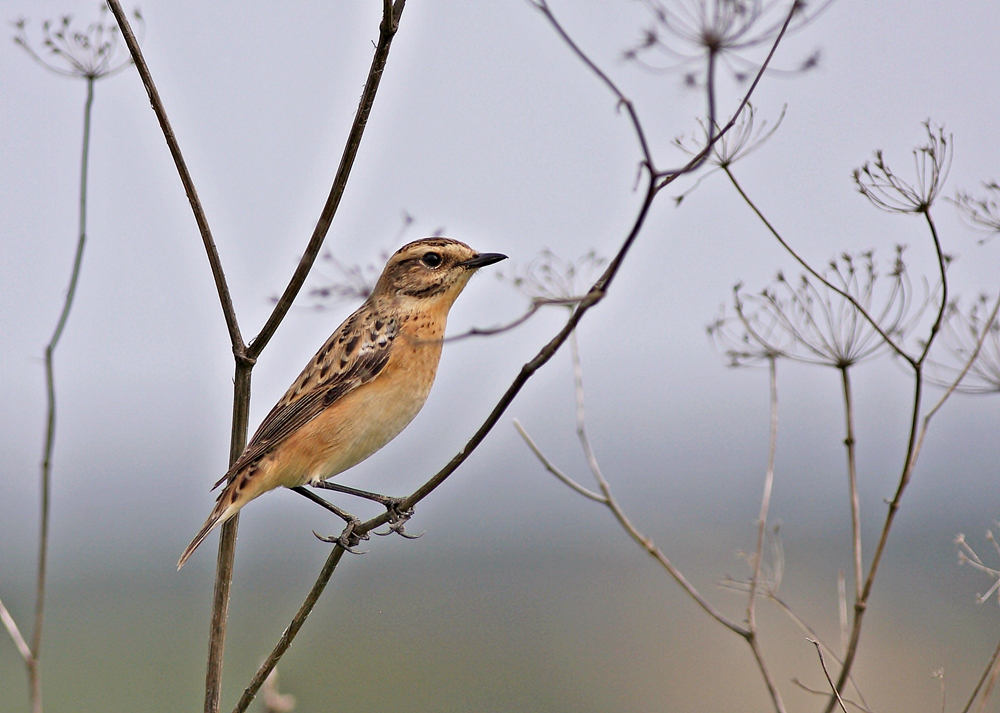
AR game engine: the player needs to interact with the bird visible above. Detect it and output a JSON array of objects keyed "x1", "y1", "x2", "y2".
[{"x1": 177, "y1": 237, "x2": 506, "y2": 569}]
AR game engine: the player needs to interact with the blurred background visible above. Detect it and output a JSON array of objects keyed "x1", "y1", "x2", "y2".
[{"x1": 2, "y1": 1, "x2": 1000, "y2": 710}]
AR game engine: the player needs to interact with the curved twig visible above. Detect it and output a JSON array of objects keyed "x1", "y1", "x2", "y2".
[
  {"x1": 247, "y1": 0, "x2": 406, "y2": 360},
  {"x1": 106, "y1": 0, "x2": 244, "y2": 354},
  {"x1": 232, "y1": 547, "x2": 347, "y2": 713},
  {"x1": 443, "y1": 296, "x2": 585, "y2": 343},
  {"x1": 810, "y1": 639, "x2": 850, "y2": 713}
]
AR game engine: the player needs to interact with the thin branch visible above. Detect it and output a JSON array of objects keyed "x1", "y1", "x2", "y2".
[
  {"x1": 838, "y1": 570, "x2": 849, "y2": 657},
  {"x1": 528, "y1": 0, "x2": 655, "y2": 172},
  {"x1": 515, "y1": 410, "x2": 747, "y2": 637},
  {"x1": 513, "y1": 419, "x2": 606, "y2": 502},
  {"x1": 0, "y1": 596, "x2": 32, "y2": 663},
  {"x1": 231, "y1": 546, "x2": 347, "y2": 713},
  {"x1": 723, "y1": 166, "x2": 913, "y2": 364},
  {"x1": 520, "y1": 331, "x2": 787, "y2": 710},
  {"x1": 247, "y1": 0, "x2": 407, "y2": 359},
  {"x1": 210, "y1": 3, "x2": 409, "y2": 707},
  {"x1": 962, "y1": 635, "x2": 1000, "y2": 713},
  {"x1": 748, "y1": 635, "x2": 787, "y2": 713},
  {"x1": 810, "y1": 639, "x2": 850, "y2": 713},
  {"x1": 840, "y1": 366, "x2": 862, "y2": 603},
  {"x1": 916, "y1": 210, "x2": 948, "y2": 365},
  {"x1": 719, "y1": 580, "x2": 871, "y2": 709},
  {"x1": 823, "y1": 371, "x2": 924, "y2": 713},
  {"x1": 975, "y1": 653, "x2": 1000, "y2": 713},
  {"x1": 826, "y1": 210, "x2": 954, "y2": 711},
  {"x1": 747, "y1": 356, "x2": 778, "y2": 628},
  {"x1": 204, "y1": 365, "x2": 252, "y2": 713},
  {"x1": 103, "y1": 2, "x2": 406, "y2": 709},
  {"x1": 443, "y1": 296, "x2": 585, "y2": 343},
  {"x1": 654, "y1": 0, "x2": 801, "y2": 188},
  {"x1": 105, "y1": 0, "x2": 244, "y2": 354},
  {"x1": 792, "y1": 679, "x2": 874, "y2": 713},
  {"x1": 24, "y1": 71, "x2": 99, "y2": 713}
]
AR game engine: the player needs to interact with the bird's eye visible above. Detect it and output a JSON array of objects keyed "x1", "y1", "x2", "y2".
[{"x1": 421, "y1": 252, "x2": 443, "y2": 268}]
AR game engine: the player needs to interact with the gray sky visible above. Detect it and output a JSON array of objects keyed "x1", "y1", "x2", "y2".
[{"x1": 2, "y1": 0, "x2": 999, "y2": 582}]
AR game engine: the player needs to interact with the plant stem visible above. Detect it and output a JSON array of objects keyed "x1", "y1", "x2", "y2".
[
  {"x1": 203, "y1": 362, "x2": 252, "y2": 713},
  {"x1": 840, "y1": 366, "x2": 862, "y2": 602},
  {"x1": 29, "y1": 74, "x2": 96, "y2": 713},
  {"x1": 232, "y1": 546, "x2": 346, "y2": 713}
]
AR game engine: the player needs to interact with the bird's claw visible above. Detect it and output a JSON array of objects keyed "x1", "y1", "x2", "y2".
[
  {"x1": 313, "y1": 518, "x2": 368, "y2": 554},
  {"x1": 373, "y1": 501, "x2": 422, "y2": 539}
]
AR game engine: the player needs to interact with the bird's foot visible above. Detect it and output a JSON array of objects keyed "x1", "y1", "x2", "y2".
[
  {"x1": 313, "y1": 517, "x2": 369, "y2": 554},
  {"x1": 373, "y1": 499, "x2": 423, "y2": 540}
]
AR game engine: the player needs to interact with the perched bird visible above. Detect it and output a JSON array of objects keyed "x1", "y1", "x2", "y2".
[{"x1": 178, "y1": 238, "x2": 506, "y2": 569}]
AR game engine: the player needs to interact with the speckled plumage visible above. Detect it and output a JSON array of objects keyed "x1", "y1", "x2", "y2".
[{"x1": 178, "y1": 238, "x2": 506, "y2": 568}]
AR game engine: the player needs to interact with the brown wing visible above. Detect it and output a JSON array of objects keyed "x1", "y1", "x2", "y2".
[{"x1": 212, "y1": 311, "x2": 399, "y2": 489}]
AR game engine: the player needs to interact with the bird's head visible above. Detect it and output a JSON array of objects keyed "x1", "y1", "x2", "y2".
[{"x1": 371, "y1": 237, "x2": 507, "y2": 308}]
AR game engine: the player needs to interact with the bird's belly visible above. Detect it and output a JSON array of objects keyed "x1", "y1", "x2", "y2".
[
  {"x1": 319, "y1": 370, "x2": 433, "y2": 477},
  {"x1": 273, "y1": 345, "x2": 441, "y2": 487}
]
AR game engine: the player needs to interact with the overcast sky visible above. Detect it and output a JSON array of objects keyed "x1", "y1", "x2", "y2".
[{"x1": 2, "y1": 0, "x2": 999, "y2": 583}]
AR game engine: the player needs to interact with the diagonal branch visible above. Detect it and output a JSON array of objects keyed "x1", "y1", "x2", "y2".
[
  {"x1": 514, "y1": 338, "x2": 748, "y2": 638},
  {"x1": 231, "y1": 547, "x2": 347, "y2": 713},
  {"x1": 962, "y1": 635, "x2": 1000, "y2": 713},
  {"x1": 248, "y1": 0, "x2": 407, "y2": 360},
  {"x1": 809, "y1": 639, "x2": 850, "y2": 713},
  {"x1": 0, "y1": 595, "x2": 32, "y2": 664},
  {"x1": 513, "y1": 419, "x2": 606, "y2": 502},
  {"x1": 106, "y1": 0, "x2": 244, "y2": 354},
  {"x1": 723, "y1": 166, "x2": 914, "y2": 364}
]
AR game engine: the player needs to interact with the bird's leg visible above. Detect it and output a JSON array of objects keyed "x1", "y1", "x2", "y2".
[
  {"x1": 310, "y1": 480, "x2": 418, "y2": 539},
  {"x1": 291, "y1": 486, "x2": 367, "y2": 552}
]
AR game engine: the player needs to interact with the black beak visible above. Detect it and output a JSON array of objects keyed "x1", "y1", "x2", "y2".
[{"x1": 461, "y1": 252, "x2": 507, "y2": 270}]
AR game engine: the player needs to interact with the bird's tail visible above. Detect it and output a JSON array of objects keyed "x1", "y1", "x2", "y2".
[{"x1": 177, "y1": 491, "x2": 238, "y2": 570}]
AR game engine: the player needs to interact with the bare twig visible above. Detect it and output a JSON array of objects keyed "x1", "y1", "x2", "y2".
[
  {"x1": 517, "y1": 335, "x2": 794, "y2": 711},
  {"x1": 838, "y1": 570, "x2": 849, "y2": 657},
  {"x1": 513, "y1": 419, "x2": 605, "y2": 502},
  {"x1": 721, "y1": 580, "x2": 870, "y2": 709},
  {"x1": 527, "y1": 0, "x2": 655, "y2": 172},
  {"x1": 514, "y1": 387, "x2": 747, "y2": 637},
  {"x1": 961, "y1": 635, "x2": 1000, "y2": 713},
  {"x1": 653, "y1": 0, "x2": 802, "y2": 188},
  {"x1": 12, "y1": 16, "x2": 117, "y2": 703},
  {"x1": 747, "y1": 356, "x2": 778, "y2": 628},
  {"x1": 809, "y1": 639, "x2": 850, "y2": 713},
  {"x1": 840, "y1": 366, "x2": 862, "y2": 603},
  {"x1": 722, "y1": 137, "x2": 973, "y2": 712},
  {"x1": 247, "y1": 0, "x2": 407, "y2": 360},
  {"x1": 231, "y1": 547, "x2": 346, "y2": 713},
  {"x1": 791, "y1": 679, "x2": 874, "y2": 713},
  {"x1": 443, "y1": 296, "x2": 586, "y2": 342},
  {"x1": 829, "y1": 216, "x2": 953, "y2": 710},
  {"x1": 975, "y1": 653, "x2": 1000, "y2": 713},
  {"x1": 723, "y1": 167, "x2": 913, "y2": 364},
  {"x1": 0, "y1": 595, "x2": 32, "y2": 663},
  {"x1": 105, "y1": 0, "x2": 243, "y2": 354}
]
